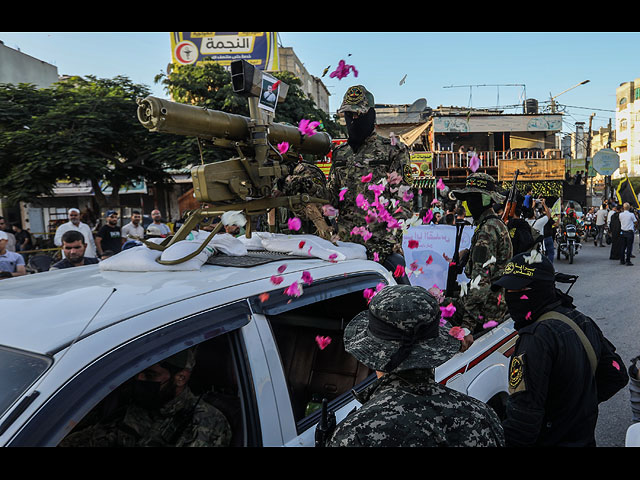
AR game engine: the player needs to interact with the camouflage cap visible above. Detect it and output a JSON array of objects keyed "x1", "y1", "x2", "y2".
[
  {"x1": 337, "y1": 85, "x2": 375, "y2": 115},
  {"x1": 344, "y1": 285, "x2": 460, "y2": 373},
  {"x1": 282, "y1": 162, "x2": 329, "y2": 199},
  {"x1": 451, "y1": 172, "x2": 506, "y2": 205},
  {"x1": 162, "y1": 348, "x2": 196, "y2": 371}
]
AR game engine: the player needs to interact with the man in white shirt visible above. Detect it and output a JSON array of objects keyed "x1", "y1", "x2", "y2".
[
  {"x1": 54, "y1": 208, "x2": 98, "y2": 259},
  {"x1": 121, "y1": 211, "x2": 145, "y2": 240},
  {"x1": 594, "y1": 204, "x2": 609, "y2": 247},
  {"x1": 146, "y1": 209, "x2": 171, "y2": 238},
  {"x1": 618, "y1": 203, "x2": 637, "y2": 266}
]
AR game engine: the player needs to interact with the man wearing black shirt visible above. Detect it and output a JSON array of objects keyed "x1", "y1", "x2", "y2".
[
  {"x1": 96, "y1": 210, "x2": 123, "y2": 255},
  {"x1": 50, "y1": 230, "x2": 99, "y2": 270}
]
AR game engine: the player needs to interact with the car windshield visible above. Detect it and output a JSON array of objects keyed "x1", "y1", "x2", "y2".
[{"x1": 0, "y1": 347, "x2": 51, "y2": 418}]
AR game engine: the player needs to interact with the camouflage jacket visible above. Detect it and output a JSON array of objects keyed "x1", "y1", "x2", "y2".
[
  {"x1": 328, "y1": 369, "x2": 505, "y2": 447},
  {"x1": 450, "y1": 208, "x2": 513, "y2": 333},
  {"x1": 59, "y1": 387, "x2": 232, "y2": 447},
  {"x1": 327, "y1": 133, "x2": 413, "y2": 263}
]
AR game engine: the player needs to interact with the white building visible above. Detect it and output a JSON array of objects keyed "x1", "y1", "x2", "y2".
[{"x1": 614, "y1": 78, "x2": 640, "y2": 177}]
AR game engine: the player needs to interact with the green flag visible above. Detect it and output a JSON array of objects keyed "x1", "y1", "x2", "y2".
[{"x1": 551, "y1": 198, "x2": 562, "y2": 217}]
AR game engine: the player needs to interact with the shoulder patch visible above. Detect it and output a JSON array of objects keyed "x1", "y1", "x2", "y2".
[
  {"x1": 402, "y1": 164, "x2": 413, "y2": 185},
  {"x1": 509, "y1": 353, "x2": 526, "y2": 394}
]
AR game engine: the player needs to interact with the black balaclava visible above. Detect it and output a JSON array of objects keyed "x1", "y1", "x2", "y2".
[
  {"x1": 465, "y1": 193, "x2": 492, "y2": 221},
  {"x1": 345, "y1": 108, "x2": 376, "y2": 152},
  {"x1": 504, "y1": 279, "x2": 558, "y2": 329}
]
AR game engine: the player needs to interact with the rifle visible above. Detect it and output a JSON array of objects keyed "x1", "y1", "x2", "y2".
[
  {"x1": 445, "y1": 219, "x2": 467, "y2": 297},
  {"x1": 501, "y1": 169, "x2": 520, "y2": 223},
  {"x1": 136, "y1": 60, "x2": 333, "y2": 263},
  {"x1": 314, "y1": 398, "x2": 336, "y2": 447}
]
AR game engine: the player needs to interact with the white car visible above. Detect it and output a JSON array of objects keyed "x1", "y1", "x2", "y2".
[{"x1": 0, "y1": 251, "x2": 517, "y2": 447}]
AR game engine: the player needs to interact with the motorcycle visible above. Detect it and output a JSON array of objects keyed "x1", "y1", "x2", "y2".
[
  {"x1": 557, "y1": 223, "x2": 581, "y2": 264},
  {"x1": 582, "y1": 217, "x2": 595, "y2": 240}
]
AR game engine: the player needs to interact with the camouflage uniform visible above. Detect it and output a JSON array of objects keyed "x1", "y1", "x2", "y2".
[
  {"x1": 447, "y1": 173, "x2": 513, "y2": 334},
  {"x1": 327, "y1": 85, "x2": 413, "y2": 263},
  {"x1": 327, "y1": 285, "x2": 505, "y2": 447},
  {"x1": 59, "y1": 350, "x2": 232, "y2": 447}
]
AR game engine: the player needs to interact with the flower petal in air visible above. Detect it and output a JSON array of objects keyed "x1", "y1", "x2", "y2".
[
  {"x1": 393, "y1": 264, "x2": 405, "y2": 278},
  {"x1": 483, "y1": 320, "x2": 498, "y2": 329},
  {"x1": 301, "y1": 271, "x2": 313, "y2": 285},
  {"x1": 339, "y1": 188, "x2": 348, "y2": 201},
  {"x1": 449, "y1": 326, "x2": 466, "y2": 340},
  {"x1": 277, "y1": 142, "x2": 290, "y2": 155},
  {"x1": 423, "y1": 209, "x2": 433, "y2": 224},
  {"x1": 270, "y1": 275, "x2": 284, "y2": 285},
  {"x1": 315, "y1": 335, "x2": 332, "y2": 350},
  {"x1": 426, "y1": 255, "x2": 433, "y2": 265},
  {"x1": 284, "y1": 281, "x2": 303, "y2": 297},
  {"x1": 288, "y1": 217, "x2": 302, "y2": 231},
  {"x1": 469, "y1": 154, "x2": 480, "y2": 172},
  {"x1": 436, "y1": 178, "x2": 446, "y2": 191},
  {"x1": 258, "y1": 293, "x2": 270, "y2": 303}
]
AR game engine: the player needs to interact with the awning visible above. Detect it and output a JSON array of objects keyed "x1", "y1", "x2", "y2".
[{"x1": 399, "y1": 122, "x2": 430, "y2": 147}]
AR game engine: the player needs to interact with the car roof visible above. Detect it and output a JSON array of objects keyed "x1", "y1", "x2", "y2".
[{"x1": 0, "y1": 256, "x2": 383, "y2": 356}]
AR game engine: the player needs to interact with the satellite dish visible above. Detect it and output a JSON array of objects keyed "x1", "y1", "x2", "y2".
[{"x1": 408, "y1": 98, "x2": 427, "y2": 112}]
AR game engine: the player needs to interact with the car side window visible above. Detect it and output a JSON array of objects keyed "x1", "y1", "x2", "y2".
[
  {"x1": 57, "y1": 332, "x2": 251, "y2": 447},
  {"x1": 265, "y1": 288, "x2": 376, "y2": 426}
]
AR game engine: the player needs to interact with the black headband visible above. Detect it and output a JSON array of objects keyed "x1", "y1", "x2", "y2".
[
  {"x1": 466, "y1": 177, "x2": 496, "y2": 192},
  {"x1": 367, "y1": 310, "x2": 437, "y2": 372}
]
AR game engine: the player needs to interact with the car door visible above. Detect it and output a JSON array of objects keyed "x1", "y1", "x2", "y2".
[
  {"x1": 2, "y1": 299, "x2": 268, "y2": 447},
  {"x1": 248, "y1": 271, "x2": 389, "y2": 447}
]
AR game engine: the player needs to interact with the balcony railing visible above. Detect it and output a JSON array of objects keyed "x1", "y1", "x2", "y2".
[{"x1": 432, "y1": 149, "x2": 552, "y2": 170}]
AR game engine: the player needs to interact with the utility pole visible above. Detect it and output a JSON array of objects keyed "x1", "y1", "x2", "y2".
[
  {"x1": 586, "y1": 113, "x2": 594, "y2": 201},
  {"x1": 605, "y1": 118, "x2": 613, "y2": 200}
]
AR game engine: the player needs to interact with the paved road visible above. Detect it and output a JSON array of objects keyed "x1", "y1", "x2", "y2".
[{"x1": 550, "y1": 232, "x2": 638, "y2": 447}]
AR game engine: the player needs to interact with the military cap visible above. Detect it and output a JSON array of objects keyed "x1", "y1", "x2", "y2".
[
  {"x1": 161, "y1": 348, "x2": 196, "y2": 371},
  {"x1": 491, "y1": 251, "x2": 555, "y2": 291},
  {"x1": 338, "y1": 85, "x2": 375, "y2": 115},
  {"x1": 344, "y1": 285, "x2": 460, "y2": 373},
  {"x1": 451, "y1": 172, "x2": 506, "y2": 205}
]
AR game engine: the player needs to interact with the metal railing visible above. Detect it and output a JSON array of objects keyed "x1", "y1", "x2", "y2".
[{"x1": 432, "y1": 149, "x2": 550, "y2": 170}]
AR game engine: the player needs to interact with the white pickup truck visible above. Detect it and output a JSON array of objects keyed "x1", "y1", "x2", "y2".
[{"x1": 0, "y1": 250, "x2": 517, "y2": 447}]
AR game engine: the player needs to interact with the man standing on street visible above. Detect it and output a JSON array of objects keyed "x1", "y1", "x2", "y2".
[
  {"x1": 619, "y1": 202, "x2": 637, "y2": 266},
  {"x1": 492, "y1": 252, "x2": 626, "y2": 446},
  {"x1": 0, "y1": 217, "x2": 17, "y2": 252},
  {"x1": 96, "y1": 210, "x2": 123, "y2": 256},
  {"x1": 594, "y1": 203, "x2": 608, "y2": 247},
  {"x1": 327, "y1": 285, "x2": 505, "y2": 447},
  {"x1": 121, "y1": 210, "x2": 145, "y2": 241},
  {"x1": 147, "y1": 209, "x2": 171, "y2": 238},
  {"x1": 0, "y1": 231, "x2": 26, "y2": 278},
  {"x1": 50, "y1": 230, "x2": 100, "y2": 270},
  {"x1": 54, "y1": 208, "x2": 98, "y2": 259}
]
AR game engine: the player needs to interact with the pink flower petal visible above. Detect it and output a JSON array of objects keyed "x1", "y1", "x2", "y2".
[
  {"x1": 612, "y1": 360, "x2": 620, "y2": 371},
  {"x1": 259, "y1": 293, "x2": 270, "y2": 303},
  {"x1": 301, "y1": 270, "x2": 314, "y2": 285},
  {"x1": 469, "y1": 154, "x2": 480, "y2": 172},
  {"x1": 483, "y1": 320, "x2": 498, "y2": 329},
  {"x1": 449, "y1": 326, "x2": 466, "y2": 340},
  {"x1": 393, "y1": 265, "x2": 405, "y2": 278},
  {"x1": 440, "y1": 303, "x2": 456, "y2": 318},
  {"x1": 436, "y1": 178, "x2": 446, "y2": 191},
  {"x1": 426, "y1": 255, "x2": 433, "y2": 265},
  {"x1": 315, "y1": 335, "x2": 332, "y2": 350},
  {"x1": 277, "y1": 142, "x2": 290, "y2": 155},
  {"x1": 298, "y1": 241, "x2": 306, "y2": 249},
  {"x1": 361, "y1": 172, "x2": 373, "y2": 183},
  {"x1": 423, "y1": 210, "x2": 433, "y2": 224},
  {"x1": 408, "y1": 239, "x2": 419, "y2": 249},
  {"x1": 288, "y1": 217, "x2": 302, "y2": 231},
  {"x1": 328, "y1": 253, "x2": 338, "y2": 262},
  {"x1": 338, "y1": 188, "x2": 348, "y2": 201},
  {"x1": 525, "y1": 311, "x2": 532, "y2": 320},
  {"x1": 363, "y1": 288, "x2": 375, "y2": 301},
  {"x1": 373, "y1": 252, "x2": 380, "y2": 262},
  {"x1": 284, "y1": 281, "x2": 303, "y2": 297},
  {"x1": 277, "y1": 264, "x2": 287, "y2": 274},
  {"x1": 322, "y1": 204, "x2": 339, "y2": 217},
  {"x1": 270, "y1": 275, "x2": 284, "y2": 285},
  {"x1": 520, "y1": 294, "x2": 529, "y2": 300}
]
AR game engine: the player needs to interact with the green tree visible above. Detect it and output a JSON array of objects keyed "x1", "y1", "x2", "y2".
[{"x1": 0, "y1": 76, "x2": 196, "y2": 208}]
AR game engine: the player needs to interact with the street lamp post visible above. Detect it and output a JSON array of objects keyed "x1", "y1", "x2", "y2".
[{"x1": 550, "y1": 80, "x2": 590, "y2": 113}]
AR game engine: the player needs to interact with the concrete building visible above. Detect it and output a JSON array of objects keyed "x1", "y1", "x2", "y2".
[
  {"x1": 277, "y1": 46, "x2": 330, "y2": 114},
  {"x1": 613, "y1": 78, "x2": 640, "y2": 177},
  {"x1": 0, "y1": 41, "x2": 59, "y2": 88}
]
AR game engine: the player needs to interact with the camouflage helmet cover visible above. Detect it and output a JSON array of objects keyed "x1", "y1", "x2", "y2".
[
  {"x1": 338, "y1": 85, "x2": 375, "y2": 115},
  {"x1": 344, "y1": 285, "x2": 460, "y2": 373},
  {"x1": 451, "y1": 172, "x2": 506, "y2": 204}
]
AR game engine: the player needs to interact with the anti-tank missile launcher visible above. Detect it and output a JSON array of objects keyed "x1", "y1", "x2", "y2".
[{"x1": 135, "y1": 59, "x2": 333, "y2": 264}]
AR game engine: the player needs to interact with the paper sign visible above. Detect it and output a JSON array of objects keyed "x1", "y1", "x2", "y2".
[{"x1": 402, "y1": 224, "x2": 475, "y2": 291}]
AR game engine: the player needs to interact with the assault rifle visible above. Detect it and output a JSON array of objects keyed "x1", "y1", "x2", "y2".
[
  {"x1": 136, "y1": 60, "x2": 333, "y2": 264},
  {"x1": 445, "y1": 219, "x2": 468, "y2": 297},
  {"x1": 501, "y1": 169, "x2": 520, "y2": 223}
]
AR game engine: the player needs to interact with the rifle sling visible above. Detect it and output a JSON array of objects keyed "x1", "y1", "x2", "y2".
[{"x1": 535, "y1": 311, "x2": 597, "y2": 376}]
